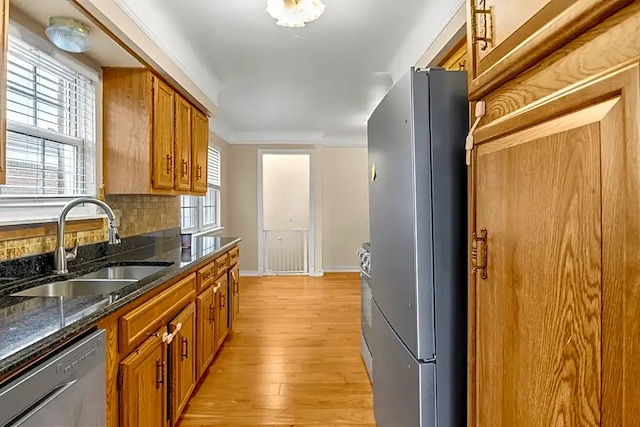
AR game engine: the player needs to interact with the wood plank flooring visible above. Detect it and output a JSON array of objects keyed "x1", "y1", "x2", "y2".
[{"x1": 178, "y1": 273, "x2": 375, "y2": 426}]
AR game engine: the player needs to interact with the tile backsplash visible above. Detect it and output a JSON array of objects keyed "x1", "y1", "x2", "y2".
[
  {"x1": 105, "y1": 195, "x2": 180, "y2": 238},
  {"x1": 0, "y1": 195, "x2": 180, "y2": 262}
]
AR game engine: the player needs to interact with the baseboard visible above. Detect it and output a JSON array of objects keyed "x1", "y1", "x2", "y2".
[
  {"x1": 240, "y1": 270, "x2": 260, "y2": 277},
  {"x1": 323, "y1": 266, "x2": 359, "y2": 273}
]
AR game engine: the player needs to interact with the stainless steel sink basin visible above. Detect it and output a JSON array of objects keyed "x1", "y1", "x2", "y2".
[
  {"x1": 11, "y1": 264, "x2": 169, "y2": 298},
  {"x1": 12, "y1": 279, "x2": 137, "y2": 297},
  {"x1": 78, "y1": 265, "x2": 167, "y2": 280}
]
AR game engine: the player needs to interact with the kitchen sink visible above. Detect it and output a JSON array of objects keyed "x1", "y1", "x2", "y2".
[
  {"x1": 77, "y1": 265, "x2": 168, "y2": 280},
  {"x1": 11, "y1": 279, "x2": 138, "y2": 297},
  {"x1": 11, "y1": 264, "x2": 169, "y2": 298}
]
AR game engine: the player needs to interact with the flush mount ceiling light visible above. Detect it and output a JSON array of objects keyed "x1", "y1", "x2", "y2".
[
  {"x1": 45, "y1": 17, "x2": 91, "y2": 53},
  {"x1": 266, "y1": 0, "x2": 325, "y2": 28}
]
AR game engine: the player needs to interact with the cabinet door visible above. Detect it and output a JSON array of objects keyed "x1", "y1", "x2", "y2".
[
  {"x1": 174, "y1": 95, "x2": 192, "y2": 191},
  {"x1": 191, "y1": 108, "x2": 208, "y2": 193},
  {"x1": 170, "y1": 302, "x2": 196, "y2": 425},
  {"x1": 471, "y1": 69, "x2": 640, "y2": 426},
  {"x1": 215, "y1": 275, "x2": 229, "y2": 351},
  {"x1": 120, "y1": 327, "x2": 166, "y2": 427},
  {"x1": 196, "y1": 288, "x2": 215, "y2": 378},
  {"x1": 152, "y1": 77, "x2": 175, "y2": 190},
  {"x1": 230, "y1": 264, "x2": 240, "y2": 326},
  {"x1": 0, "y1": 0, "x2": 8, "y2": 185},
  {"x1": 466, "y1": 0, "x2": 630, "y2": 99}
]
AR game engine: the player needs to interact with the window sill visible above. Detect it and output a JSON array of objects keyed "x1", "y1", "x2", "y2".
[
  {"x1": 0, "y1": 214, "x2": 107, "y2": 228},
  {"x1": 192, "y1": 226, "x2": 224, "y2": 237}
]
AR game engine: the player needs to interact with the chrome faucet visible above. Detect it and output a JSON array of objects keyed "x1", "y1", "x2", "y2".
[{"x1": 53, "y1": 197, "x2": 121, "y2": 274}]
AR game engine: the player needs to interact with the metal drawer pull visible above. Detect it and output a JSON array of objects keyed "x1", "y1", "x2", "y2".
[
  {"x1": 181, "y1": 338, "x2": 189, "y2": 360},
  {"x1": 155, "y1": 359, "x2": 165, "y2": 388},
  {"x1": 220, "y1": 294, "x2": 225, "y2": 309},
  {"x1": 181, "y1": 160, "x2": 188, "y2": 177},
  {"x1": 162, "y1": 322, "x2": 183, "y2": 344},
  {"x1": 209, "y1": 305, "x2": 215, "y2": 322},
  {"x1": 197, "y1": 165, "x2": 203, "y2": 179},
  {"x1": 166, "y1": 154, "x2": 172, "y2": 173}
]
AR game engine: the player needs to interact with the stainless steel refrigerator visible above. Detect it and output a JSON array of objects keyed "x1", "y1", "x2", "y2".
[{"x1": 367, "y1": 67, "x2": 468, "y2": 427}]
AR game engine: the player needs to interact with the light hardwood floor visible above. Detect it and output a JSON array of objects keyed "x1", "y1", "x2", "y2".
[{"x1": 178, "y1": 273, "x2": 375, "y2": 426}]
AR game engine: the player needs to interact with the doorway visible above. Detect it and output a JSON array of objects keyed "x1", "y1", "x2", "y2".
[{"x1": 258, "y1": 150, "x2": 314, "y2": 275}]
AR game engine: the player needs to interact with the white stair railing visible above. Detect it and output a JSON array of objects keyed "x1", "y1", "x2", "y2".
[{"x1": 263, "y1": 229, "x2": 309, "y2": 275}]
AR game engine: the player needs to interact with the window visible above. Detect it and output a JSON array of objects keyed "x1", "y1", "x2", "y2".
[
  {"x1": 180, "y1": 146, "x2": 221, "y2": 232},
  {"x1": 3, "y1": 34, "x2": 96, "y2": 197}
]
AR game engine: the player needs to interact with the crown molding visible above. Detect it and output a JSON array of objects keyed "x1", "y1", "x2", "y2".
[
  {"x1": 416, "y1": 3, "x2": 466, "y2": 68},
  {"x1": 110, "y1": 0, "x2": 223, "y2": 111},
  {"x1": 387, "y1": 0, "x2": 465, "y2": 83},
  {"x1": 230, "y1": 131, "x2": 325, "y2": 144}
]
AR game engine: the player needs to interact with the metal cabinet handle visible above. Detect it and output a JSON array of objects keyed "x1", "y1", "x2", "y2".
[
  {"x1": 181, "y1": 160, "x2": 188, "y2": 177},
  {"x1": 156, "y1": 359, "x2": 164, "y2": 388},
  {"x1": 181, "y1": 337, "x2": 189, "y2": 360},
  {"x1": 197, "y1": 164, "x2": 203, "y2": 179},
  {"x1": 471, "y1": 0, "x2": 494, "y2": 51},
  {"x1": 220, "y1": 293, "x2": 225, "y2": 309},
  {"x1": 162, "y1": 322, "x2": 182, "y2": 344},
  {"x1": 209, "y1": 304, "x2": 215, "y2": 322},
  {"x1": 166, "y1": 154, "x2": 172, "y2": 173}
]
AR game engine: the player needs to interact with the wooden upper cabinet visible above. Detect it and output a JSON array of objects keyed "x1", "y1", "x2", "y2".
[
  {"x1": 103, "y1": 67, "x2": 208, "y2": 195},
  {"x1": 174, "y1": 95, "x2": 192, "y2": 191},
  {"x1": 120, "y1": 328, "x2": 167, "y2": 427},
  {"x1": 471, "y1": 67, "x2": 640, "y2": 425},
  {"x1": 191, "y1": 108, "x2": 209, "y2": 194},
  {"x1": 438, "y1": 38, "x2": 467, "y2": 71},
  {"x1": 0, "y1": 0, "x2": 8, "y2": 185},
  {"x1": 170, "y1": 302, "x2": 197, "y2": 425},
  {"x1": 466, "y1": 0, "x2": 631, "y2": 99},
  {"x1": 152, "y1": 77, "x2": 175, "y2": 190}
]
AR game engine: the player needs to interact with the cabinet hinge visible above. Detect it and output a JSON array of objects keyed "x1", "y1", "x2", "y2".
[
  {"x1": 117, "y1": 370, "x2": 123, "y2": 390},
  {"x1": 471, "y1": 0, "x2": 494, "y2": 51},
  {"x1": 471, "y1": 228, "x2": 488, "y2": 280},
  {"x1": 466, "y1": 101, "x2": 486, "y2": 166}
]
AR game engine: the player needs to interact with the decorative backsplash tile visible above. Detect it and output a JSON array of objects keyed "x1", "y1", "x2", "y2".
[
  {"x1": 105, "y1": 195, "x2": 180, "y2": 238},
  {"x1": 0, "y1": 195, "x2": 180, "y2": 262}
]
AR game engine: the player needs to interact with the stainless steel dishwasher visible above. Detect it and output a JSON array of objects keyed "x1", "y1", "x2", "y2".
[{"x1": 0, "y1": 330, "x2": 106, "y2": 427}]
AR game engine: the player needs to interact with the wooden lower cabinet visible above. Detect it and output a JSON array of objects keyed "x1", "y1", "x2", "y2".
[
  {"x1": 215, "y1": 275, "x2": 229, "y2": 351},
  {"x1": 170, "y1": 302, "x2": 197, "y2": 425},
  {"x1": 230, "y1": 264, "x2": 240, "y2": 326},
  {"x1": 107, "y1": 246, "x2": 240, "y2": 427},
  {"x1": 119, "y1": 327, "x2": 167, "y2": 427},
  {"x1": 196, "y1": 287, "x2": 215, "y2": 378}
]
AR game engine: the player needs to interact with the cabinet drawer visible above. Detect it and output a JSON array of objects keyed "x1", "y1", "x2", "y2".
[
  {"x1": 119, "y1": 274, "x2": 196, "y2": 352},
  {"x1": 215, "y1": 253, "x2": 228, "y2": 276},
  {"x1": 197, "y1": 263, "x2": 215, "y2": 293},
  {"x1": 228, "y1": 246, "x2": 239, "y2": 267}
]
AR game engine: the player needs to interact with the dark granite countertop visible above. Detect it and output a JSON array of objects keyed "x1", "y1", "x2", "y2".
[{"x1": 0, "y1": 233, "x2": 240, "y2": 381}]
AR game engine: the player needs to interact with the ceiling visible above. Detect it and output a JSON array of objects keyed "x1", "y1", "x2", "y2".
[
  {"x1": 123, "y1": 0, "x2": 462, "y2": 143},
  {"x1": 10, "y1": 0, "x2": 139, "y2": 68}
]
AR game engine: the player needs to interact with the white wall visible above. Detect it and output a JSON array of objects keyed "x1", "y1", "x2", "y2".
[
  {"x1": 228, "y1": 144, "x2": 369, "y2": 273},
  {"x1": 322, "y1": 147, "x2": 369, "y2": 270}
]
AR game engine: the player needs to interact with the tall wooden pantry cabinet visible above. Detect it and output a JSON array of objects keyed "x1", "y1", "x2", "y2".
[{"x1": 466, "y1": 1, "x2": 640, "y2": 426}]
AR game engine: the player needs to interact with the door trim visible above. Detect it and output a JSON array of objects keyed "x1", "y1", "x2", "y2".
[{"x1": 257, "y1": 149, "x2": 315, "y2": 276}]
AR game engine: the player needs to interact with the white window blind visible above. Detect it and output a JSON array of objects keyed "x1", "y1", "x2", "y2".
[
  {"x1": 2, "y1": 34, "x2": 96, "y2": 196},
  {"x1": 208, "y1": 146, "x2": 220, "y2": 189}
]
